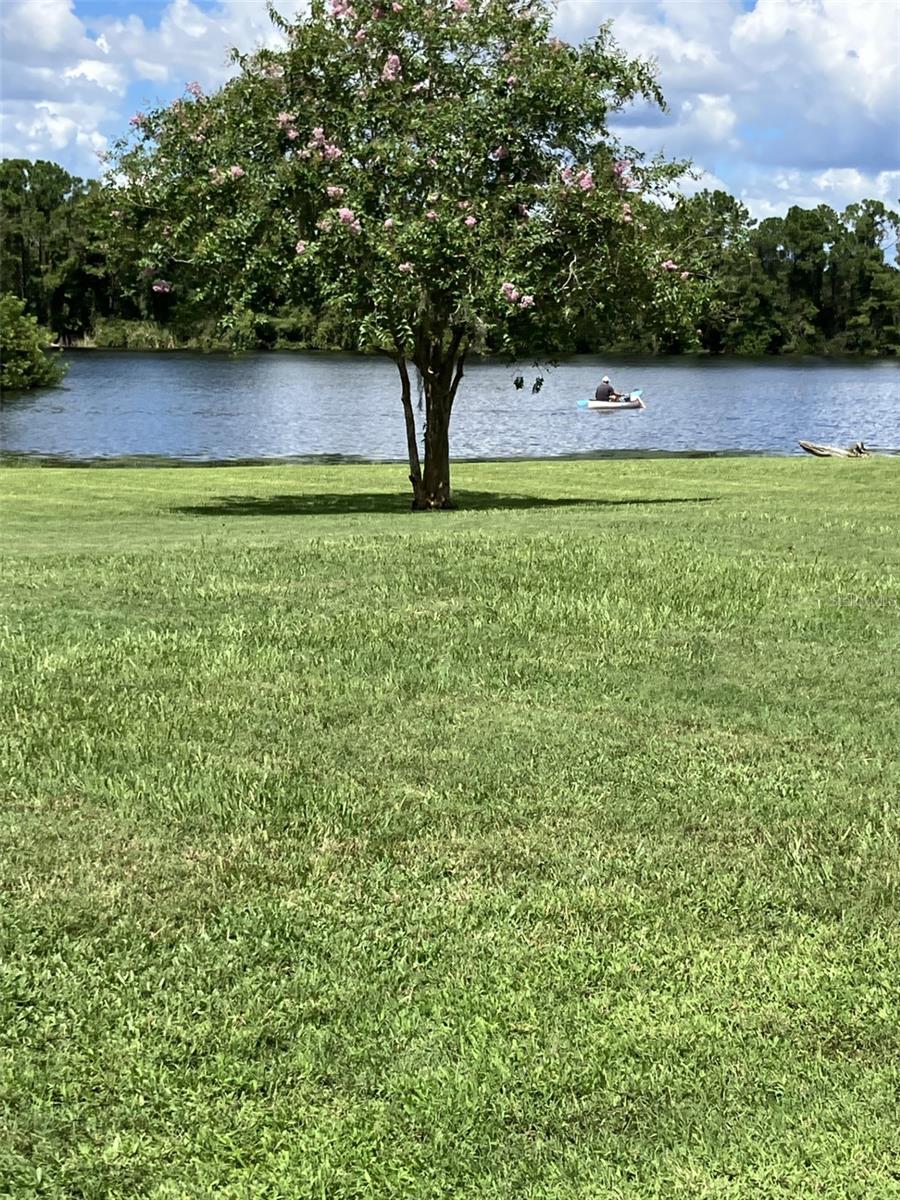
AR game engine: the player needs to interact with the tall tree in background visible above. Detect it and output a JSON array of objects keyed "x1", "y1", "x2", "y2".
[{"x1": 107, "y1": 0, "x2": 702, "y2": 508}]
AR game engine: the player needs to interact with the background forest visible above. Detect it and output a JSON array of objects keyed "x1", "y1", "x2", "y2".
[{"x1": 2, "y1": 157, "x2": 898, "y2": 357}]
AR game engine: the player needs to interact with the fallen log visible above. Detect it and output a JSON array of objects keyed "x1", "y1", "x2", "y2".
[{"x1": 798, "y1": 440, "x2": 869, "y2": 458}]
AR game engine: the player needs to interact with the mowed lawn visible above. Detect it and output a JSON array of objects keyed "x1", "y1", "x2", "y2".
[{"x1": 2, "y1": 458, "x2": 899, "y2": 1199}]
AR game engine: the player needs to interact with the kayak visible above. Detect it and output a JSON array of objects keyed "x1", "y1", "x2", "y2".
[{"x1": 577, "y1": 389, "x2": 645, "y2": 411}]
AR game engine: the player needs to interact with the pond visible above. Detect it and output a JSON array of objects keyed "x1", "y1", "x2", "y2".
[{"x1": 1, "y1": 351, "x2": 898, "y2": 462}]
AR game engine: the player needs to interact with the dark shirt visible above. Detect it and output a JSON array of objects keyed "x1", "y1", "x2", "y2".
[{"x1": 595, "y1": 383, "x2": 614, "y2": 402}]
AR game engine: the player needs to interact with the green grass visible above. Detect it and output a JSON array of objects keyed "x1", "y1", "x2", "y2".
[{"x1": 2, "y1": 458, "x2": 899, "y2": 1199}]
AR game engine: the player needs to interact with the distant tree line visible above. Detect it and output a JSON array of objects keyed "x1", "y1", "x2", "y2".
[{"x1": 2, "y1": 158, "x2": 898, "y2": 356}]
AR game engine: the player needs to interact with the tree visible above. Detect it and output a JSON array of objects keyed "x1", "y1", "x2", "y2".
[
  {"x1": 0, "y1": 293, "x2": 67, "y2": 392},
  {"x1": 107, "y1": 0, "x2": 702, "y2": 507}
]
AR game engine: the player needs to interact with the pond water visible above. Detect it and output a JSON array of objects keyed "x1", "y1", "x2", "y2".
[{"x1": 1, "y1": 351, "x2": 898, "y2": 462}]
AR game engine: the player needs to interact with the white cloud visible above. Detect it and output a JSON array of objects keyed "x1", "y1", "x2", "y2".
[{"x1": 63, "y1": 58, "x2": 125, "y2": 92}]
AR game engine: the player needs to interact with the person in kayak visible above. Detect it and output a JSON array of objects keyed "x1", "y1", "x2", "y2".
[{"x1": 594, "y1": 376, "x2": 623, "y2": 403}]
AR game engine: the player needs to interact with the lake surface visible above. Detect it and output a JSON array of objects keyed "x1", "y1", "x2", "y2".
[{"x1": 1, "y1": 351, "x2": 898, "y2": 462}]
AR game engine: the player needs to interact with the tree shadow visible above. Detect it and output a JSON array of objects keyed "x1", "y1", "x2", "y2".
[{"x1": 174, "y1": 491, "x2": 718, "y2": 517}]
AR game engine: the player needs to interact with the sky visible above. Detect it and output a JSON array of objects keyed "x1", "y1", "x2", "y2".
[{"x1": 1, "y1": 0, "x2": 898, "y2": 222}]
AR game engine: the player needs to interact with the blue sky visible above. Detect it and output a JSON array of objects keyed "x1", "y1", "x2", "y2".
[{"x1": 1, "y1": 0, "x2": 898, "y2": 221}]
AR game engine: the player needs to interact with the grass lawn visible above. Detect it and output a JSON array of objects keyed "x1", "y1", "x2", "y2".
[{"x1": 2, "y1": 457, "x2": 899, "y2": 1199}]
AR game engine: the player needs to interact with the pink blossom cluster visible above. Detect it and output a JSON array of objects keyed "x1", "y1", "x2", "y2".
[
  {"x1": 398, "y1": 261, "x2": 413, "y2": 273},
  {"x1": 129, "y1": 112, "x2": 145, "y2": 127},
  {"x1": 229, "y1": 165, "x2": 245, "y2": 179},
  {"x1": 278, "y1": 111, "x2": 301, "y2": 140},
  {"x1": 262, "y1": 63, "x2": 284, "y2": 79},
  {"x1": 464, "y1": 215, "x2": 477, "y2": 227},
  {"x1": 295, "y1": 240, "x2": 307, "y2": 254},
  {"x1": 338, "y1": 207, "x2": 362, "y2": 235},
  {"x1": 560, "y1": 166, "x2": 593, "y2": 190},
  {"x1": 152, "y1": 280, "x2": 173, "y2": 293},
  {"x1": 384, "y1": 218, "x2": 395, "y2": 229},
  {"x1": 331, "y1": 0, "x2": 355, "y2": 16},
  {"x1": 309, "y1": 127, "x2": 343, "y2": 160},
  {"x1": 613, "y1": 159, "x2": 637, "y2": 190},
  {"x1": 186, "y1": 81, "x2": 204, "y2": 99},
  {"x1": 622, "y1": 202, "x2": 632, "y2": 224},
  {"x1": 327, "y1": 186, "x2": 345, "y2": 199},
  {"x1": 411, "y1": 80, "x2": 429, "y2": 94},
  {"x1": 680, "y1": 271, "x2": 691, "y2": 279},
  {"x1": 500, "y1": 282, "x2": 534, "y2": 308},
  {"x1": 661, "y1": 259, "x2": 678, "y2": 271},
  {"x1": 452, "y1": 0, "x2": 470, "y2": 12},
  {"x1": 382, "y1": 53, "x2": 402, "y2": 81},
  {"x1": 426, "y1": 210, "x2": 438, "y2": 221}
]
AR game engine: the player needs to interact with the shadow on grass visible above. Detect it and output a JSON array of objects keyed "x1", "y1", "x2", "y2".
[{"x1": 174, "y1": 491, "x2": 718, "y2": 517}]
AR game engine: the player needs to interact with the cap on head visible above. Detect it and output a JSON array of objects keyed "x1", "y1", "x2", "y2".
[{"x1": 602, "y1": 376, "x2": 610, "y2": 383}]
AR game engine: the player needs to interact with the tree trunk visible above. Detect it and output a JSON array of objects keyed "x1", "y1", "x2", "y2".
[
  {"x1": 393, "y1": 336, "x2": 465, "y2": 510},
  {"x1": 394, "y1": 356, "x2": 423, "y2": 499},
  {"x1": 415, "y1": 346, "x2": 465, "y2": 510},
  {"x1": 420, "y1": 383, "x2": 453, "y2": 508}
]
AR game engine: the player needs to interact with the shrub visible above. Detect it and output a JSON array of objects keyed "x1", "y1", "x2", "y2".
[{"x1": 0, "y1": 294, "x2": 67, "y2": 392}]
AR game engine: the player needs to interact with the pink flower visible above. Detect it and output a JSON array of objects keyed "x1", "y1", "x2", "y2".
[
  {"x1": 295, "y1": 240, "x2": 307, "y2": 254},
  {"x1": 152, "y1": 280, "x2": 172, "y2": 293},
  {"x1": 452, "y1": 0, "x2": 470, "y2": 11},
  {"x1": 286, "y1": 128, "x2": 300, "y2": 140},
  {"x1": 323, "y1": 144, "x2": 343, "y2": 161},
  {"x1": 277, "y1": 111, "x2": 296, "y2": 128},
  {"x1": 519, "y1": 295, "x2": 534, "y2": 308},
  {"x1": 229, "y1": 165, "x2": 245, "y2": 179},
  {"x1": 383, "y1": 218, "x2": 395, "y2": 229},
  {"x1": 327, "y1": 186, "x2": 345, "y2": 198},
  {"x1": 310, "y1": 127, "x2": 326, "y2": 146},
  {"x1": 426, "y1": 210, "x2": 438, "y2": 220},
  {"x1": 464, "y1": 215, "x2": 477, "y2": 226},
  {"x1": 111, "y1": 209, "x2": 121, "y2": 218},
  {"x1": 458, "y1": 200, "x2": 470, "y2": 209},
  {"x1": 338, "y1": 207, "x2": 356, "y2": 224},
  {"x1": 578, "y1": 170, "x2": 594, "y2": 191},
  {"x1": 623, "y1": 214, "x2": 633, "y2": 224},
  {"x1": 129, "y1": 112, "x2": 144, "y2": 127},
  {"x1": 392, "y1": 0, "x2": 402, "y2": 8},
  {"x1": 680, "y1": 271, "x2": 691, "y2": 280},
  {"x1": 186, "y1": 81, "x2": 204, "y2": 99},
  {"x1": 500, "y1": 281, "x2": 520, "y2": 303},
  {"x1": 613, "y1": 158, "x2": 630, "y2": 176},
  {"x1": 331, "y1": 0, "x2": 351, "y2": 14},
  {"x1": 411, "y1": 80, "x2": 429, "y2": 93},
  {"x1": 427, "y1": 157, "x2": 438, "y2": 167},
  {"x1": 398, "y1": 261, "x2": 413, "y2": 273},
  {"x1": 506, "y1": 75, "x2": 518, "y2": 86},
  {"x1": 382, "y1": 53, "x2": 402, "y2": 81},
  {"x1": 661, "y1": 259, "x2": 678, "y2": 271},
  {"x1": 354, "y1": 28, "x2": 366, "y2": 41},
  {"x1": 560, "y1": 166, "x2": 574, "y2": 184}
]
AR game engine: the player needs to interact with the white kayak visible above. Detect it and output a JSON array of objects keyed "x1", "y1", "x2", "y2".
[{"x1": 577, "y1": 389, "x2": 645, "y2": 411}]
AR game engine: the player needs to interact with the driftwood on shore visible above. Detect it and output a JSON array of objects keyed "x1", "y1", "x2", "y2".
[{"x1": 798, "y1": 441, "x2": 870, "y2": 458}]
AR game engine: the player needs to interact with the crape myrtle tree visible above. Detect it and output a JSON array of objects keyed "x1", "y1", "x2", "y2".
[{"x1": 108, "y1": 0, "x2": 703, "y2": 508}]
